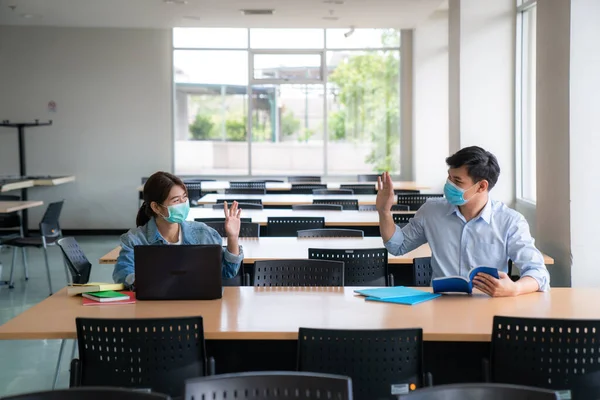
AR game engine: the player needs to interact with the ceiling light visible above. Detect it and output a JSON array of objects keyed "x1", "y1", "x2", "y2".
[
  {"x1": 163, "y1": 0, "x2": 188, "y2": 4},
  {"x1": 323, "y1": 0, "x2": 344, "y2": 4},
  {"x1": 240, "y1": 9, "x2": 275, "y2": 16},
  {"x1": 344, "y1": 26, "x2": 355, "y2": 38}
]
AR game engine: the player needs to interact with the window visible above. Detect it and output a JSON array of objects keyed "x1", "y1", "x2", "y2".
[
  {"x1": 173, "y1": 28, "x2": 401, "y2": 176},
  {"x1": 516, "y1": 1, "x2": 537, "y2": 202}
]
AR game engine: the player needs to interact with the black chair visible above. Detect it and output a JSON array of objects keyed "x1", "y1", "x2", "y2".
[
  {"x1": 298, "y1": 328, "x2": 429, "y2": 400},
  {"x1": 205, "y1": 221, "x2": 260, "y2": 238},
  {"x1": 395, "y1": 189, "x2": 421, "y2": 195},
  {"x1": 357, "y1": 174, "x2": 380, "y2": 182},
  {"x1": 288, "y1": 176, "x2": 322, "y2": 183},
  {"x1": 313, "y1": 199, "x2": 359, "y2": 211},
  {"x1": 5, "y1": 200, "x2": 65, "y2": 295},
  {"x1": 57, "y1": 237, "x2": 92, "y2": 285},
  {"x1": 1, "y1": 387, "x2": 170, "y2": 400},
  {"x1": 392, "y1": 204, "x2": 410, "y2": 211},
  {"x1": 358, "y1": 204, "x2": 409, "y2": 212},
  {"x1": 298, "y1": 229, "x2": 364, "y2": 238},
  {"x1": 267, "y1": 217, "x2": 325, "y2": 237},
  {"x1": 291, "y1": 184, "x2": 327, "y2": 194},
  {"x1": 399, "y1": 383, "x2": 560, "y2": 400},
  {"x1": 397, "y1": 194, "x2": 443, "y2": 211},
  {"x1": 184, "y1": 181, "x2": 204, "y2": 206},
  {"x1": 393, "y1": 214, "x2": 413, "y2": 227},
  {"x1": 486, "y1": 316, "x2": 600, "y2": 397},
  {"x1": 225, "y1": 188, "x2": 267, "y2": 195},
  {"x1": 309, "y1": 248, "x2": 391, "y2": 286},
  {"x1": 185, "y1": 372, "x2": 352, "y2": 400},
  {"x1": 71, "y1": 316, "x2": 212, "y2": 398},
  {"x1": 253, "y1": 259, "x2": 344, "y2": 287},
  {"x1": 217, "y1": 199, "x2": 263, "y2": 205},
  {"x1": 313, "y1": 189, "x2": 354, "y2": 195},
  {"x1": 340, "y1": 184, "x2": 376, "y2": 195},
  {"x1": 413, "y1": 257, "x2": 433, "y2": 287},
  {"x1": 213, "y1": 202, "x2": 264, "y2": 210},
  {"x1": 230, "y1": 181, "x2": 266, "y2": 189},
  {"x1": 195, "y1": 217, "x2": 252, "y2": 224},
  {"x1": 0, "y1": 194, "x2": 26, "y2": 287},
  {"x1": 223, "y1": 265, "x2": 250, "y2": 287},
  {"x1": 292, "y1": 204, "x2": 343, "y2": 211}
]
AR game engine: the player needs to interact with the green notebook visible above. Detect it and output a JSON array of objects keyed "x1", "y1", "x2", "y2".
[{"x1": 82, "y1": 291, "x2": 130, "y2": 302}]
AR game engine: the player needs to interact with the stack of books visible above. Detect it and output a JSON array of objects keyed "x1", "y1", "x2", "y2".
[{"x1": 67, "y1": 282, "x2": 136, "y2": 306}]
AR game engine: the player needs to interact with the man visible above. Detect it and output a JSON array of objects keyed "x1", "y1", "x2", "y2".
[{"x1": 377, "y1": 146, "x2": 549, "y2": 296}]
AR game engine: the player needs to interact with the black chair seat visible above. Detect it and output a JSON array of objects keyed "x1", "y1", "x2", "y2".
[{"x1": 8, "y1": 236, "x2": 59, "y2": 247}]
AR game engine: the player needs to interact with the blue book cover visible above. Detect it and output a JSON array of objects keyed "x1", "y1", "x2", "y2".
[
  {"x1": 354, "y1": 286, "x2": 430, "y2": 299},
  {"x1": 365, "y1": 293, "x2": 441, "y2": 306},
  {"x1": 432, "y1": 266, "x2": 500, "y2": 294}
]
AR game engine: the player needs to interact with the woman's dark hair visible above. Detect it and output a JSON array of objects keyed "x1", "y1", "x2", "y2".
[
  {"x1": 136, "y1": 172, "x2": 187, "y2": 227},
  {"x1": 446, "y1": 146, "x2": 501, "y2": 190}
]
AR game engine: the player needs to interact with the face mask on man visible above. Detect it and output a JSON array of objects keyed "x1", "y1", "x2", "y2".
[{"x1": 443, "y1": 179, "x2": 480, "y2": 206}]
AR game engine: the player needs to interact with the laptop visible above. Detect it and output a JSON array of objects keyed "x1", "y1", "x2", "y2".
[{"x1": 134, "y1": 245, "x2": 223, "y2": 300}]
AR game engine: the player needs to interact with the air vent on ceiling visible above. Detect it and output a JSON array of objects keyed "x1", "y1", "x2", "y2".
[{"x1": 240, "y1": 9, "x2": 275, "y2": 16}]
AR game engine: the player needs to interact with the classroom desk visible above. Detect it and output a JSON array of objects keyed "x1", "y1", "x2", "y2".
[
  {"x1": 137, "y1": 181, "x2": 429, "y2": 193},
  {"x1": 0, "y1": 179, "x2": 34, "y2": 192},
  {"x1": 188, "y1": 208, "x2": 414, "y2": 227},
  {"x1": 0, "y1": 286, "x2": 590, "y2": 383},
  {"x1": 198, "y1": 194, "x2": 378, "y2": 206},
  {"x1": 99, "y1": 239, "x2": 555, "y2": 266},
  {"x1": 0, "y1": 200, "x2": 44, "y2": 213}
]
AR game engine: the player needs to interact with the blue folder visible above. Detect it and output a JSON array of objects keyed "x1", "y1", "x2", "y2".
[
  {"x1": 354, "y1": 286, "x2": 430, "y2": 299},
  {"x1": 365, "y1": 293, "x2": 441, "y2": 306}
]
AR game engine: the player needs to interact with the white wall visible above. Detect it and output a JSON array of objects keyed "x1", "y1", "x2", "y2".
[
  {"x1": 413, "y1": 10, "x2": 449, "y2": 193},
  {"x1": 0, "y1": 26, "x2": 173, "y2": 230},
  {"x1": 569, "y1": 0, "x2": 600, "y2": 287},
  {"x1": 448, "y1": 0, "x2": 515, "y2": 205}
]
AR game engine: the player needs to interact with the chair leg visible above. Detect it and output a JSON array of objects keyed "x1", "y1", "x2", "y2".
[
  {"x1": 8, "y1": 247, "x2": 17, "y2": 289},
  {"x1": 42, "y1": 246, "x2": 53, "y2": 296},
  {"x1": 21, "y1": 248, "x2": 29, "y2": 280},
  {"x1": 53, "y1": 339, "x2": 66, "y2": 390},
  {"x1": 71, "y1": 339, "x2": 77, "y2": 360}
]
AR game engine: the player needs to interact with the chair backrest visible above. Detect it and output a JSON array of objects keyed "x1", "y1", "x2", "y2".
[
  {"x1": 298, "y1": 327, "x2": 425, "y2": 400},
  {"x1": 358, "y1": 205, "x2": 377, "y2": 211},
  {"x1": 185, "y1": 372, "x2": 352, "y2": 400},
  {"x1": 57, "y1": 237, "x2": 92, "y2": 285},
  {"x1": 2, "y1": 387, "x2": 170, "y2": 400},
  {"x1": 40, "y1": 200, "x2": 64, "y2": 238},
  {"x1": 397, "y1": 194, "x2": 443, "y2": 211},
  {"x1": 309, "y1": 248, "x2": 389, "y2": 286},
  {"x1": 291, "y1": 184, "x2": 327, "y2": 194},
  {"x1": 288, "y1": 176, "x2": 322, "y2": 183},
  {"x1": 75, "y1": 316, "x2": 207, "y2": 397},
  {"x1": 222, "y1": 264, "x2": 247, "y2": 287},
  {"x1": 391, "y1": 204, "x2": 410, "y2": 211},
  {"x1": 254, "y1": 259, "x2": 344, "y2": 287},
  {"x1": 393, "y1": 214, "x2": 413, "y2": 225},
  {"x1": 292, "y1": 204, "x2": 343, "y2": 211},
  {"x1": 394, "y1": 189, "x2": 421, "y2": 194},
  {"x1": 340, "y1": 184, "x2": 376, "y2": 195},
  {"x1": 490, "y1": 316, "x2": 600, "y2": 392},
  {"x1": 357, "y1": 174, "x2": 379, "y2": 182},
  {"x1": 313, "y1": 189, "x2": 354, "y2": 195},
  {"x1": 267, "y1": 217, "x2": 325, "y2": 237},
  {"x1": 217, "y1": 199, "x2": 263, "y2": 205},
  {"x1": 195, "y1": 217, "x2": 252, "y2": 224},
  {"x1": 213, "y1": 202, "x2": 264, "y2": 210},
  {"x1": 230, "y1": 181, "x2": 266, "y2": 189},
  {"x1": 225, "y1": 188, "x2": 267, "y2": 195},
  {"x1": 0, "y1": 194, "x2": 22, "y2": 229},
  {"x1": 205, "y1": 221, "x2": 260, "y2": 238},
  {"x1": 398, "y1": 383, "x2": 560, "y2": 400},
  {"x1": 313, "y1": 199, "x2": 359, "y2": 211},
  {"x1": 298, "y1": 229, "x2": 364, "y2": 238},
  {"x1": 412, "y1": 257, "x2": 432, "y2": 287},
  {"x1": 184, "y1": 182, "x2": 203, "y2": 201}
]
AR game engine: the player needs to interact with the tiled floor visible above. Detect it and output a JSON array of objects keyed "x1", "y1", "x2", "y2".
[{"x1": 0, "y1": 236, "x2": 119, "y2": 397}]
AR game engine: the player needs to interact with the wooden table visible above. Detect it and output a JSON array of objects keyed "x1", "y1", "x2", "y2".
[
  {"x1": 30, "y1": 175, "x2": 76, "y2": 186},
  {"x1": 0, "y1": 287, "x2": 592, "y2": 342},
  {"x1": 198, "y1": 194, "x2": 378, "y2": 206},
  {"x1": 99, "y1": 239, "x2": 554, "y2": 266},
  {"x1": 0, "y1": 175, "x2": 75, "y2": 191},
  {"x1": 138, "y1": 181, "x2": 429, "y2": 192},
  {"x1": 0, "y1": 200, "x2": 44, "y2": 213},
  {"x1": 0, "y1": 179, "x2": 34, "y2": 192},
  {"x1": 189, "y1": 208, "x2": 414, "y2": 227}
]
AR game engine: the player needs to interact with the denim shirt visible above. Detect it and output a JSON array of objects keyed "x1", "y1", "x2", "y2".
[{"x1": 112, "y1": 218, "x2": 244, "y2": 286}]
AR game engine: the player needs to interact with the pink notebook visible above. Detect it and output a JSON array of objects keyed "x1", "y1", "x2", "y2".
[{"x1": 82, "y1": 291, "x2": 136, "y2": 306}]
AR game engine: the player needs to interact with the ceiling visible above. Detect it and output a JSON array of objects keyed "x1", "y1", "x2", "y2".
[{"x1": 0, "y1": 0, "x2": 446, "y2": 29}]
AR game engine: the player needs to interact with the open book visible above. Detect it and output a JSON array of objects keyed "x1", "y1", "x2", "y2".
[{"x1": 432, "y1": 266, "x2": 499, "y2": 294}]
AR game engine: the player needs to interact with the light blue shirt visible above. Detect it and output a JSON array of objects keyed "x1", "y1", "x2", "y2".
[
  {"x1": 112, "y1": 217, "x2": 243, "y2": 286},
  {"x1": 384, "y1": 198, "x2": 550, "y2": 291}
]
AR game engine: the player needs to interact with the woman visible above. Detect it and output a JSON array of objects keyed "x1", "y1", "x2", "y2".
[{"x1": 113, "y1": 171, "x2": 243, "y2": 287}]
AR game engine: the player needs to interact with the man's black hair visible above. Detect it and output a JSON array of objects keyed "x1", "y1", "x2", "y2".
[{"x1": 446, "y1": 146, "x2": 500, "y2": 190}]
